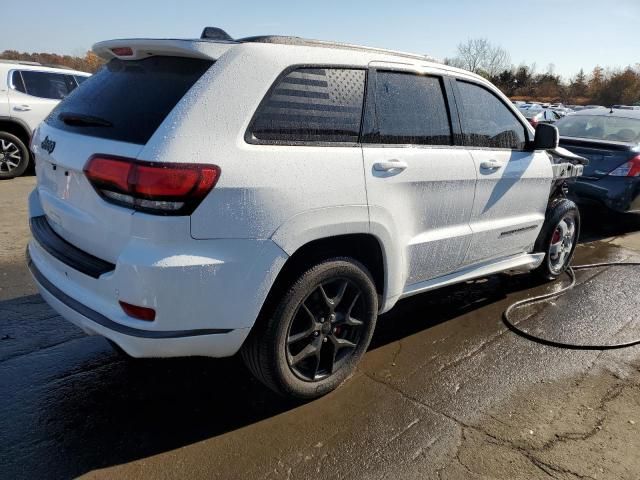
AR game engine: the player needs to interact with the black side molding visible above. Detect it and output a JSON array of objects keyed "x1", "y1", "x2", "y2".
[
  {"x1": 26, "y1": 249, "x2": 233, "y2": 339},
  {"x1": 29, "y1": 215, "x2": 115, "y2": 278}
]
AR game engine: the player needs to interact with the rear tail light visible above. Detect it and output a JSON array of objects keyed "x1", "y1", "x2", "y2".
[
  {"x1": 119, "y1": 301, "x2": 155, "y2": 321},
  {"x1": 84, "y1": 155, "x2": 220, "y2": 215},
  {"x1": 111, "y1": 47, "x2": 134, "y2": 57},
  {"x1": 608, "y1": 155, "x2": 640, "y2": 177}
]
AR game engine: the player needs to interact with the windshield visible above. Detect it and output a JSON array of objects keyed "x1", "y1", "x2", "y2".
[{"x1": 556, "y1": 115, "x2": 640, "y2": 143}]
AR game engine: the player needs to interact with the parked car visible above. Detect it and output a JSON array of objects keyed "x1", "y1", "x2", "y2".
[
  {"x1": 0, "y1": 60, "x2": 91, "y2": 178},
  {"x1": 550, "y1": 107, "x2": 572, "y2": 117},
  {"x1": 518, "y1": 103, "x2": 541, "y2": 113},
  {"x1": 612, "y1": 105, "x2": 640, "y2": 111},
  {"x1": 26, "y1": 28, "x2": 583, "y2": 399},
  {"x1": 556, "y1": 108, "x2": 640, "y2": 212},
  {"x1": 523, "y1": 108, "x2": 563, "y2": 127}
]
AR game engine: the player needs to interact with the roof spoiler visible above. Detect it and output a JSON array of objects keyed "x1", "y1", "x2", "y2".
[{"x1": 93, "y1": 38, "x2": 234, "y2": 61}]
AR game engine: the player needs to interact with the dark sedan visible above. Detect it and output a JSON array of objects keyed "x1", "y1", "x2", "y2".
[{"x1": 555, "y1": 108, "x2": 640, "y2": 213}]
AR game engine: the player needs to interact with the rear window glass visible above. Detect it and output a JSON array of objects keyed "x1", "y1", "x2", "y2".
[
  {"x1": 556, "y1": 115, "x2": 640, "y2": 143},
  {"x1": 365, "y1": 71, "x2": 451, "y2": 145},
  {"x1": 46, "y1": 56, "x2": 213, "y2": 145},
  {"x1": 249, "y1": 68, "x2": 366, "y2": 144}
]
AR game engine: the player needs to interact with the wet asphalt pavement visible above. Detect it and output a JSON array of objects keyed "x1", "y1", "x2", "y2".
[{"x1": 2, "y1": 176, "x2": 640, "y2": 480}]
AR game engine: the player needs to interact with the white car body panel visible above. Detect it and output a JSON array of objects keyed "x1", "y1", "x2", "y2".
[
  {"x1": 27, "y1": 37, "x2": 560, "y2": 358},
  {"x1": 465, "y1": 149, "x2": 552, "y2": 264},
  {"x1": 0, "y1": 81, "x2": 9, "y2": 118},
  {"x1": 8, "y1": 88, "x2": 59, "y2": 132},
  {"x1": 1, "y1": 63, "x2": 91, "y2": 132},
  {"x1": 362, "y1": 146, "x2": 477, "y2": 284},
  {"x1": 32, "y1": 126, "x2": 143, "y2": 263}
]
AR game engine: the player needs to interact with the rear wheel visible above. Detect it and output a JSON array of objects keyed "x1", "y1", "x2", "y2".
[
  {"x1": 241, "y1": 258, "x2": 378, "y2": 399},
  {"x1": 534, "y1": 199, "x2": 580, "y2": 280},
  {"x1": 0, "y1": 132, "x2": 29, "y2": 179}
]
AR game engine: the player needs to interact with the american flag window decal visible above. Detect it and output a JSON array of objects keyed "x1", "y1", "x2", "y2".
[{"x1": 251, "y1": 68, "x2": 366, "y2": 143}]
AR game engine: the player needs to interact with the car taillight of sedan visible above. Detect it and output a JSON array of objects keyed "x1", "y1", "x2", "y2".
[{"x1": 608, "y1": 155, "x2": 640, "y2": 177}]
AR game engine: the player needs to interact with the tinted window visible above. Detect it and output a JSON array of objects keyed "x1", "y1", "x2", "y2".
[
  {"x1": 368, "y1": 72, "x2": 451, "y2": 145},
  {"x1": 11, "y1": 71, "x2": 26, "y2": 93},
  {"x1": 456, "y1": 81, "x2": 527, "y2": 149},
  {"x1": 46, "y1": 56, "x2": 212, "y2": 145},
  {"x1": 74, "y1": 75, "x2": 88, "y2": 85},
  {"x1": 20, "y1": 71, "x2": 73, "y2": 99},
  {"x1": 556, "y1": 115, "x2": 640, "y2": 142},
  {"x1": 250, "y1": 68, "x2": 365, "y2": 143}
]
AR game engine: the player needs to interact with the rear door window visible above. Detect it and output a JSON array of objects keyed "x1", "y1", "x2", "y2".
[
  {"x1": 365, "y1": 71, "x2": 451, "y2": 145},
  {"x1": 20, "y1": 71, "x2": 74, "y2": 99},
  {"x1": 455, "y1": 81, "x2": 527, "y2": 150},
  {"x1": 46, "y1": 56, "x2": 213, "y2": 145},
  {"x1": 248, "y1": 68, "x2": 366, "y2": 144}
]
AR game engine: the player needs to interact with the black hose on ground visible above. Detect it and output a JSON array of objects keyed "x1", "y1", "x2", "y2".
[{"x1": 503, "y1": 261, "x2": 640, "y2": 350}]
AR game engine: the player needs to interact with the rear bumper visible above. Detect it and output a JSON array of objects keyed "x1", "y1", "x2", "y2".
[
  {"x1": 569, "y1": 177, "x2": 640, "y2": 213},
  {"x1": 27, "y1": 189, "x2": 289, "y2": 358},
  {"x1": 28, "y1": 249, "x2": 249, "y2": 357}
]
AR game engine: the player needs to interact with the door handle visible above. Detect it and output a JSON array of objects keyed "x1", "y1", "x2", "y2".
[
  {"x1": 373, "y1": 160, "x2": 408, "y2": 172},
  {"x1": 13, "y1": 105, "x2": 31, "y2": 112},
  {"x1": 480, "y1": 159, "x2": 504, "y2": 170}
]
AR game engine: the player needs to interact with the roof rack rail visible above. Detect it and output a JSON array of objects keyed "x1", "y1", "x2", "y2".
[
  {"x1": 40, "y1": 63, "x2": 75, "y2": 70},
  {"x1": 197, "y1": 27, "x2": 440, "y2": 63},
  {"x1": 237, "y1": 35, "x2": 440, "y2": 63},
  {"x1": 0, "y1": 59, "x2": 42, "y2": 66}
]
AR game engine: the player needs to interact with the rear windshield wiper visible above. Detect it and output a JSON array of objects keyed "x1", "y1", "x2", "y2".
[{"x1": 58, "y1": 112, "x2": 113, "y2": 128}]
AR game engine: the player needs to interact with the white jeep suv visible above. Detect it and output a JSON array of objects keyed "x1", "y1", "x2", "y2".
[
  {"x1": 0, "y1": 60, "x2": 91, "y2": 178},
  {"x1": 27, "y1": 29, "x2": 583, "y2": 398}
]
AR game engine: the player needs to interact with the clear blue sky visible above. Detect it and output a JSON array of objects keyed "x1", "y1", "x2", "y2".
[{"x1": 2, "y1": 0, "x2": 638, "y2": 79}]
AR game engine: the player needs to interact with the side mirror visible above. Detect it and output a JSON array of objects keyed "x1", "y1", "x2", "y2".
[{"x1": 533, "y1": 123, "x2": 559, "y2": 150}]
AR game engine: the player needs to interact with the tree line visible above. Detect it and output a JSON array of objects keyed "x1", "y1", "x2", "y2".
[
  {"x1": 3, "y1": 43, "x2": 639, "y2": 107},
  {"x1": 0, "y1": 50, "x2": 104, "y2": 73},
  {"x1": 445, "y1": 39, "x2": 640, "y2": 106}
]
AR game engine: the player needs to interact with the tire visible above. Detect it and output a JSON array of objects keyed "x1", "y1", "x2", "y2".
[
  {"x1": 0, "y1": 132, "x2": 30, "y2": 179},
  {"x1": 533, "y1": 198, "x2": 580, "y2": 280},
  {"x1": 241, "y1": 257, "x2": 378, "y2": 399}
]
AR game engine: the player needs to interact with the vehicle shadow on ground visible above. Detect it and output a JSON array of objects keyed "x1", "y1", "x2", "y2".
[
  {"x1": 1, "y1": 273, "x2": 545, "y2": 479},
  {"x1": 2, "y1": 207, "x2": 638, "y2": 479},
  {"x1": 578, "y1": 205, "x2": 640, "y2": 243}
]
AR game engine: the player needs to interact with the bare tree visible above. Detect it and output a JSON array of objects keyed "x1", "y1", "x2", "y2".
[
  {"x1": 447, "y1": 38, "x2": 511, "y2": 77},
  {"x1": 485, "y1": 44, "x2": 511, "y2": 77}
]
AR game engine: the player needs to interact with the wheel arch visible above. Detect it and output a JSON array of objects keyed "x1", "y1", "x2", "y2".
[
  {"x1": 0, "y1": 117, "x2": 32, "y2": 148},
  {"x1": 269, "y1": 205, "x2": 404, "y2": 313}
]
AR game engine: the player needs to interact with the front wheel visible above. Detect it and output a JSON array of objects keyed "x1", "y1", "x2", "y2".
[
  {"x1": 533, "y1": 199, "x2": 580, "y2": 280},
  {"x1": 241, "y1": 258, "x2": 378, "y2": 399}
]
